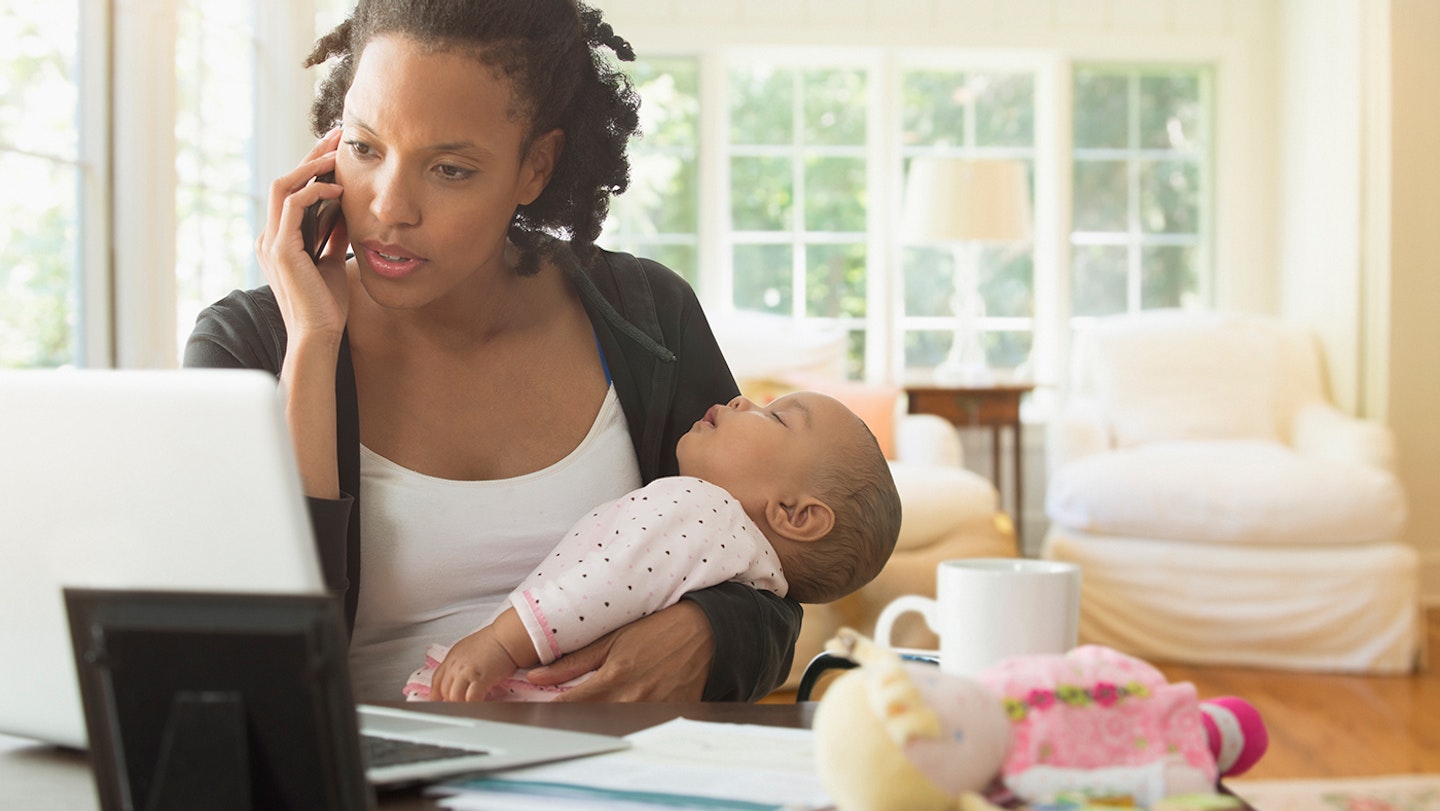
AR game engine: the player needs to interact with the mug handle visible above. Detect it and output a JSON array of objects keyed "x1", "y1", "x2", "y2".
[{"x1": 873, "y1": 594, "x2": 937, "y2": 649}]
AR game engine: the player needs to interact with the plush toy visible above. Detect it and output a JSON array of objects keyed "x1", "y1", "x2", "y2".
[
  {"x1": 811, "y1": 629, "x2": 1267, "y2": 811},
  {"x1": 812, "y1": 629, "x2": 1012, "y2": 811}
]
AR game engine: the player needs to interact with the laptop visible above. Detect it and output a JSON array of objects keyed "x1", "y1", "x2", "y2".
[{"x1": 0, "y1": 369, "x2": 627, "y2": 793}]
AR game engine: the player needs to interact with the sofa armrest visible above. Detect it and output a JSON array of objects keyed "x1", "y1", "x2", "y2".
[
  {"x1": 1046, "y1": 397, "x2": 1111, "y2": 473},
  {"x1": 1292, "y1": 401, "x2": 1399, "y2": 473},
  {"x1": 895, "y1": 413, "x2": 964, "y2": 467}
]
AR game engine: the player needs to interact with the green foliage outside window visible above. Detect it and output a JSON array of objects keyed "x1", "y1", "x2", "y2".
[
  {"x1": 1072, "y1": 66, "x2": 1209, "y2": 318},
  {"x1": 1, "y1": 5, "x2": 79, "y2": 368},
  {"x1": 605, "y1": 58, "x2": 701, "y2": 285}
]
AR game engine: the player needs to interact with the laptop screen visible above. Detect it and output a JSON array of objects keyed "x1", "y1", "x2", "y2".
[{"x1": 0, "y1": 369, "x2": 326, "y2": 748}]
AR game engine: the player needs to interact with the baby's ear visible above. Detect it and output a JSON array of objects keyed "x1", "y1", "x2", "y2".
[{"x1": 765, "y1": 496, "x2": 834, "y2": 543}]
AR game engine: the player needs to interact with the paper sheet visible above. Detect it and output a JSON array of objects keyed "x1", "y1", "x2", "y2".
[{"x1": 430, "y1": 717, "x2": 834, "y2": 810}]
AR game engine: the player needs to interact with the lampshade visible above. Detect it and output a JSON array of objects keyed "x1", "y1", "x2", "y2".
[{"x1": 903, "y1": 157, "x2": 1032, "y2": 243}]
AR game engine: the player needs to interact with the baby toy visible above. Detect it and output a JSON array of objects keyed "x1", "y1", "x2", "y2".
[{"x1": 811, "y1": 629, "x2": 1267, "y2": 811}]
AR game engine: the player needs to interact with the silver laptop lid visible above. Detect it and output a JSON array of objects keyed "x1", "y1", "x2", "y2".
[{"x1": 0, "y1": 369, "x2": 326, "y2": 748}]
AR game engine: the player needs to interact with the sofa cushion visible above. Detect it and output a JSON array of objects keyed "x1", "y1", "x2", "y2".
[
  {"x1": 1045, "y1": 440, "x2": 1407, "y2": 545},
  {"x1": 889, "y1": 462, "x2": 999, "y2": 551},
  {"x1": 1090, "y1": 318, "x2": 1281, "y2": 447}
]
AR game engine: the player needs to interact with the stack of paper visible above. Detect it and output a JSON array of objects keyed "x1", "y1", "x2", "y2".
[{"x1": 429, "y1": 717, "x2": 835, "y2": 810}]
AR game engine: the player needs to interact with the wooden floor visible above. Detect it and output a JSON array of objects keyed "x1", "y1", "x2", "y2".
[
  {"x1": 1154, "y1": 606, "x2": 1440, "y2": 779},
  {"x1": 775, "y1": 608, "x2": 1440, "y2": 779}
]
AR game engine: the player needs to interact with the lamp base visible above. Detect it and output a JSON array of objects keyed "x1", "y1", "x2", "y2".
[{"x1": 932, "y1": 357, "x2": 993, "y2": 386}]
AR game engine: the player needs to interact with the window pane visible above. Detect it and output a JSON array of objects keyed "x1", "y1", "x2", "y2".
[
  {"x1": 901, "y1": 71, "x2": 969, "y2": 148},
  {"x1": 617, "y1": 59, "x2": 699, "y2": 234},
  {"x1": 805, "y1": 243, "x2": 866, "y2": 319},
  {"x1": 606, "y1": 58, "x2": 700, "y2": 274},
  {"x1": 803, "y1": 69, "x2": 866, "y2": 146},
  {"x1": 1140, "y1": 73, "x2": 1201, "y2": 151},
  {"x1": 642, "y1": 244, "x2": 699, "y2": 287},
  {"x1": 984, "y1": 330, "x2": 1032, "y2": 370},
  {"x1": 1, "y1": 3, "x2": 81, "y2": 367},
  {"x1": 0, "y1": 154, "x2": 77, "y2": 367},
  {"x1": 905, "y1": 330, "x2": 951, "y2": 368},
  {"x1": 175, "y1": 0, "x2": 257, "y2": 346},
  {"x1": 903, "y1": 246, "x2": 954, "y2": 317},
  {"x1": 1139, "y1": 160, "x2": 1199, "y2": 234},
  {"x1": 2, "y1": 10, "x2": 78, "y2": 158},
  {"x1": 981, "y1": 243, "x2": 1033, "y2": 319},
  {"x1": 730, "y1": 66, "x2": 793, "y2": 146},
  {"x1": 1074, "y1": 71, "x2": 1128, "y2": 149},
  {"x1": 975, "y1": 73, "x2": 1034, "y2": 147},
  {"x1": 632, "y1": 59, "x2": 700, "y2": 147},
  {"x1": 804, "y1": 156, "x2": 866, "y2": 231},
  {"x1": 1071, "y1": 245, "x2": 1128, "y2": 316},
  {"x1": 732, "y1": 244, "x2": 792, "y2": 314},
  {"x1": 843, "y1": 330, "x2": 866, "y2": 380},
  {"x1": 616, "y1": 153, "x2": 698, "y2": 234},
  {"x1": 1141, "y1": 245, "x2": 1198, "y2": 309},
  {"x1": 731, "y1": 156, "x2": 793, "y2": 231},
  {"x1": 1073, "y1": 160, "x2": 1128, "y2": 232}
]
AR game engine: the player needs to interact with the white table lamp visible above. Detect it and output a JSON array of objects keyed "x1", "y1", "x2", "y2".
[{"x1": 903, "y1": 158, "x2": 1031, "y2": 385}]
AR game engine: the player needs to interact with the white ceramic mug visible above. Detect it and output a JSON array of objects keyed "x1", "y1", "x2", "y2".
[{"x1": 873, "y1": 558, "x2": 1081, "y2": 677}]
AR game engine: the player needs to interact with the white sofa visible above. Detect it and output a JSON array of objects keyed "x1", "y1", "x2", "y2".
[{"x1": 1043, "y1": 309, "x2": 1420, "y2": 673}]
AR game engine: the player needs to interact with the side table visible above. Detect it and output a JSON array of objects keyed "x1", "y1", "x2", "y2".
[{"x1": 905, "y1": 381, "x2": 1036, "y2": 541}]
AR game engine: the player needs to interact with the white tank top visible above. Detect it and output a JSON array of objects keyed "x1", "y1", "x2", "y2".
[{"x1": 347, "y1": 385, "x2": 642, "y2": 702}]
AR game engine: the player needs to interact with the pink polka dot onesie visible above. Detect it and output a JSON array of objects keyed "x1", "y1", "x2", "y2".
[{"x1": 404, "y1": 476, "x2": 787, "y2": 700}]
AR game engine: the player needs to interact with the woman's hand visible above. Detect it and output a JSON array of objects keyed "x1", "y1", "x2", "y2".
[
  {"x1": 256, "y1": 127, "x2": 350, "y2": 347},
  {"x1": 256, "y1": 128, "x2": 351, "y2": 498},
  {"x1": 527, "y1": 601, "x2": 715, "y2": 701}
]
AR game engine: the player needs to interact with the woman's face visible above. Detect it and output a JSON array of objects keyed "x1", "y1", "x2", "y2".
[{"x1": 337, "y1": 35, "x2": 558, "y2": 309}]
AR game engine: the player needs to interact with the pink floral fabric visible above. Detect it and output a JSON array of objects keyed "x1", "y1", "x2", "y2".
[{"x1": 976, "y1": 645, "x2": 1218, "y2": 784}]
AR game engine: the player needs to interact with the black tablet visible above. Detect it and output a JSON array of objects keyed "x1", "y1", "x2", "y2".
[{"x1": 64, "y1": 588, "x2": 372, "y2": 811}]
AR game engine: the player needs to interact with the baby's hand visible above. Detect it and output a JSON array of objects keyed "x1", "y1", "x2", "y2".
[{"x1": 431, "y1": 627, "x2": 521, "y2": 702}]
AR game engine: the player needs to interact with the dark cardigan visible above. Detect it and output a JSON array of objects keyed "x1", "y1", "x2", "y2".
[{"x1": 183, "y1": 249, "x2": 802, "y2": 701}]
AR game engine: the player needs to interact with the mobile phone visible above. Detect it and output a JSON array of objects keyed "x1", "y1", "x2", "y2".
[{"x1": 300, "y1": 171, "x2": 341, "y2": 263}]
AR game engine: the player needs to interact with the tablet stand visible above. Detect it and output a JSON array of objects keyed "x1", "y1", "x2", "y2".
[
  {"x1": 64, "y1": 589, "x2": 374, "y2": 811},
  {"x1": 146, "y1": 691, "x2": 251, "y2": 811}
]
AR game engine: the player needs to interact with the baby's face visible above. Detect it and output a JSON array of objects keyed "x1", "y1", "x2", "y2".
[{"x1": 676, "y1": 391, "x2": 857, "y2": 512}]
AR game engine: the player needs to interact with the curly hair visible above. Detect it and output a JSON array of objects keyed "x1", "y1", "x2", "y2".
[
  {"x1": 780, "y1": 414, "x2": 902, "y2": 605},
  {"x1": 303, "y1": 0, "x2": 640, "y2": 276}
]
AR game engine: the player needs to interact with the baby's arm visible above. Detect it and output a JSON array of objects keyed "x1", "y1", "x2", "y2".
[{"x1": 430, "y1": 608, "x2": 539, "y2": 702}]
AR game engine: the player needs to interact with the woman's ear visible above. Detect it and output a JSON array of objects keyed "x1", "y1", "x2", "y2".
[
  {"x1": 765, "y1": 496, "x2": 835, "y2": 544},
  {"x1": 518, "y1": 128, "x2": 565, "y2": 205}
]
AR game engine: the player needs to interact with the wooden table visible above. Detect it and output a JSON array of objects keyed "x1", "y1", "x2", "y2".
[
  {"x1": 0, "y1": 703, "x2": 815, "y2": 810},
  {"x1": 1, "y1": 701, "x2": 1254, "y2": 809},
  {"x1": 906, "y1": 381, "x2": 1036, "y2": 540}
]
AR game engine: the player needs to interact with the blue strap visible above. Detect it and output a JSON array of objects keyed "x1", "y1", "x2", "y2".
[{"x1": 594, "y1": 329, "x2": 612, "y2": 385}]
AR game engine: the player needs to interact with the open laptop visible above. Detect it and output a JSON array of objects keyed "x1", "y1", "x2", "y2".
[{"x1": 0, "y1": 369, "x2": 627, "y2": 792}]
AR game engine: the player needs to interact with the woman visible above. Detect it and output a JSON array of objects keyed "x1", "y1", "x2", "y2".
[{"x1": 184, "y1": 0, "x2": 800, "y2": 703}]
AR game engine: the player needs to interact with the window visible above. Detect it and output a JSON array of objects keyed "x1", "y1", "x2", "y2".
[
  {"x1": 727, "y1": 64, "x2": 871, "y2": 378},
  {"x1": 1, "y1": 3, "x2": 86, "y2": 367},
  {"x1": 1071, "y1": 66, "x2": 1211, "y2": 316},
  {"x1": 174, "y1": 1, "x2": 260, "y2": 349},
  {"x1": 606, "y1": 55, "x2": 1211, "y2": 383},
  {"x1": 899, "y1": 69, "x2": 1037, "y2": 372},
  {"x1": 604, "y1": 58, "x2": 701, "y2": 287}
]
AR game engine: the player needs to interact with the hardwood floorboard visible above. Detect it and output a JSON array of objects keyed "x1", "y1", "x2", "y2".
[
  {"x1": 774, "y1": 608, "x2": 1440, "y2": 779},
  {"x1": 1155, "y1": 607, "x2": 1440, "y2": 778}
]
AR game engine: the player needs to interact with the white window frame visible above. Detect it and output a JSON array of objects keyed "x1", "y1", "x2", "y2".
[
  {"x1": 666, "y1": 48, "x2": 1066, "y2": 386},
  {"x1": 78, "y1": 0, "x2": 113, "y2": 366},
  {"x1": 99, "y1": 1, "x2": 318, "y2": 369},
  {"x1": 716, "y1": 49, "x2": 880, "y2": 376}
]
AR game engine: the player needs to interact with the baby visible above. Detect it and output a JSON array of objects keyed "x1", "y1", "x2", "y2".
[{"x1": 405, "y1": 391, "x2": 903, "y2": 702}]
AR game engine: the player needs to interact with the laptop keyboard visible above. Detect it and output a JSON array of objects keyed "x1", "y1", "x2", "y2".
[{"x1": 363, "y1": 734, "x2": 489, "y2": 768}]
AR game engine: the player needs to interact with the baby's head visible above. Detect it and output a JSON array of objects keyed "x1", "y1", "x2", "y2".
[{"x1": 677, "y1": 391, "x2": 902, "y2": 604}]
